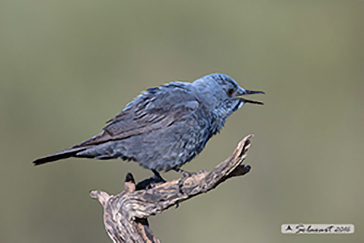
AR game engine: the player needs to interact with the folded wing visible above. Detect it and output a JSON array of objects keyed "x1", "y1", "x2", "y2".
[{"x1": 33, "y1": 83, "x2": 200, "y2": 166}]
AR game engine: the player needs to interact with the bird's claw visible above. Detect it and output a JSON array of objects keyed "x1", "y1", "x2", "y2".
[
  {"x1": 136, "y1": 170, "x2": 166, "y2": 190},
  {"x1": 176, "y1": 169, "x2": 207, "y2": 194}
]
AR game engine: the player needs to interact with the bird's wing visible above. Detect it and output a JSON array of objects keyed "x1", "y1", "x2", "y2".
[{"x1": 76, "y1": 84, "x2": 199, "y2": 147}]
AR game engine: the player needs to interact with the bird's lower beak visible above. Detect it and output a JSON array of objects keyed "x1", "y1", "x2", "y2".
[{"x1": 237, "y1": 89, "x2": 265, "y2": 105}]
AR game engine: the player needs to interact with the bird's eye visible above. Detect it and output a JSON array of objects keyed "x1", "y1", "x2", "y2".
[{"x1": 226, "y1": 88, "x2": 234, "y2": 96}]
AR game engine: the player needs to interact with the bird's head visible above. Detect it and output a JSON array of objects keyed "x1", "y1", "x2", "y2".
[{"x1": 193, "y1": 73, "x2": 265, "y2": 116}]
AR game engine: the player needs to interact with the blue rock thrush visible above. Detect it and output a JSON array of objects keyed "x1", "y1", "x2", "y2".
[{"x1": 33, "y1": 73, "x2": 264, "y2": 176}]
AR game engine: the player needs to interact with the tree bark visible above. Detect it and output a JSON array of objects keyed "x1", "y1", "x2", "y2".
[{"x1": 90, "y1": 134, "x2": 254, "y2": 243}]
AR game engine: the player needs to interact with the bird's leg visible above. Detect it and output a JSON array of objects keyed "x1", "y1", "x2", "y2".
[
  {"x1": 173, "y1": 168, "x2": 207, "y2": 177},
  {"x1": 173, "y1": 168, "x2": 193, "y2": 177},
  {"x1": 152, "y1": 169, "x2": 166, "y2": 183},
  {"x1": 135, "y1": 170, "x2": 166, "y2": 190}
]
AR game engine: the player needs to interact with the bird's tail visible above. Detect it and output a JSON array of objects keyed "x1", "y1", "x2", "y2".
[{"x1": 33, "y1": 146, "x2": 88, "y2": 165}]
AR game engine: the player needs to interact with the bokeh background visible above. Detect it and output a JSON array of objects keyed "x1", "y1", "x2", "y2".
[{"x1": 1, "y1": 0, "x2": 363, "y2": 242}]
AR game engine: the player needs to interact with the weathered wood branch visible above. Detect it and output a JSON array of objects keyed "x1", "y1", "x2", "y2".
[{"x1": 90, "y1": 134, "x2": 254, "y2": 243}]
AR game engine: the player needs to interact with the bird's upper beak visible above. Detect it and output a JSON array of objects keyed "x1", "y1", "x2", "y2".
[{"x1": 236, "y1": 88, "x2": 265, "y2": 105}]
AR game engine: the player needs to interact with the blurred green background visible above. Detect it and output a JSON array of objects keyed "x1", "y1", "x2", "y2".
[{"x1": 1, "y1": 0, "x2": 363, "y2": 242}]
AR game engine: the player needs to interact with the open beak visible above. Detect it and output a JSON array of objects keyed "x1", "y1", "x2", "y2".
[{"x1": 237, "y1": 89, "x2": 265, "y2": 105}]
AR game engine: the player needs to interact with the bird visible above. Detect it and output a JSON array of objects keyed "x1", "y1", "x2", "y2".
[{"x1": 33, "y1": 73, "x2": 264, "y2": 177}]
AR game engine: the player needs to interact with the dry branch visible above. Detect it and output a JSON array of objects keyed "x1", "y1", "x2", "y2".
[{"x1": 90, "y1": 134, "x2": 254, "y2": 243}]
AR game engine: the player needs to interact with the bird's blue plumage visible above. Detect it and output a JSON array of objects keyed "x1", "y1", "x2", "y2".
[{"x1": 33, "y1": 73, "x2": 264, "y2": 172}]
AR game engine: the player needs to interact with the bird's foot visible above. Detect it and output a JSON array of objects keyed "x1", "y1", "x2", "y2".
[
  {"x1": 174, "y1": 168, "x2": 207, "y2": 194},
  {"x1": 135, "y1": 170, "x2": 166, "y2": 190}
]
